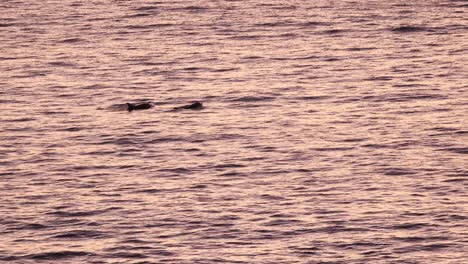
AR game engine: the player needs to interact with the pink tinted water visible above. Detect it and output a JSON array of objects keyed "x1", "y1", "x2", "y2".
[{"x1": 1, "y1": 1, "x2": 467, "y2": 263}]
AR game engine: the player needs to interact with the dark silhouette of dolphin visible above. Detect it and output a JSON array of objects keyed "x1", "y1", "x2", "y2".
[
  {"x1": 173, "y1": 101, "x2": 203, "y2": 110},
  {"x1": 126, "y1": 102, "x2": 152, "y2": 112}
]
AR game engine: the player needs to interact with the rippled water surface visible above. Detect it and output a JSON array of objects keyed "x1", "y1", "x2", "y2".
[{"x1": 1, "y1": 1, "x2": 467, "y2": 263}]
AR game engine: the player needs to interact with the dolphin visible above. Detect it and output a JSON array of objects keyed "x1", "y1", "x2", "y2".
[
  {"x1": 126, "y1": 102, "x2": 153, "y2": 112},
  {"x1": 173, "y1": 101, "x2": 203, "y2": 110}
]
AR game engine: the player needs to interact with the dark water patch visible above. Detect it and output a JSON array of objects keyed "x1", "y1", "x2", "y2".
[
  {"x1": 58, "y1": 127, "x2": 82, "y2": 132},
  {"x1": 259, "y1": 194, "x2": 286, "y2": 201},
  {"x1": 337, "y1": 138, "x2": 368, "y2": 143},
  {"x1": 172, "y1": 6, "x2": 209, "y2": 12},
  {"x1": 301, "y1": 21, "x2": 332, "y2": 27},
  {"x1": 390, "y1": 26, "x2": 426, "y2": 33},
  {"x1": 436, "y1": 214, "x2": 467, "y2": 221},
  {"x1": 362, "y1": 93, "x2": 445, "y2": 103},
  {"x1": 3, "y1": 117, "x2": 36, "y2": 122},
  {"x1": 241, "y1": 156, "x2": 267, "y2": 162},
  {"x1": 393, "y1": 236, "x2": 448, "y2": 242},
  {"x1": 240, "y1": 55, "x2": 264, "y2": 60},
  {"x1": 48, "y1": 61, "x2": 77, "y2": 67},
  {"x1": 346, "y1": 47, "x2": 378, "y2": 51},
  {"x1": 133, "y1": 188, "x2": 163, "y2": 194},
  {"x1": 263, "y1": 219, "x2": 302, "y2": 227},
  {"x1": 365, "y1": 76, "x2": 393, "y2": 81},
  {"x1": 394, "y1": 243, "x2": 453, "y2": 253},
  {"x1": 124, "y1": 12, "x2": 152, "y2": 18},
  {"x1": 212, "y1": 67, "x2": 239, "y2": 72},
  {"x1": 228, "y1": 34, "x2": 264, "y2": 40},
  {"x1": 134, "y1": 5, "x2": 160, "y2": 11},
  {"x1": 440, "y1": 147, "x2": 468, "y2": 154},
  {"x1": 270, "y1": 4, "x2": 297, "y2": 10},
  {"x1": 59, "y1": 37, "x2": 85, "y2": 43},
  {"x1": 126, "y1": 23, "x2": 174, "y2": 29},
  {"x1": 46, "y1": 209, "x2": 108, "y2": 218},
  {"x1": 430, "y1": 126, "x2": 460, "y2": 133},
  {"x1": 81, "y1": 84, "x2": 109, "y2": 90},
  {"x1": 70, "y1": 165, "x2": 117, "y2": 171},
  {"x1": 381, "y1": 168, "x2": 417, "y2": 176},
  {"x1": 314, "y1": 225, "x2": 370, "y2": 234},
  {"x1": 20, "y1": 223, "x2": 48, "y2": 230},
  {"x1": 389, "y1": 25, "x2": 448, "y2": 34},
  {"x1": 310, "y1": 147, "x2": 354, "y2": 152},
  {"x1": 335, "y1": 241, "x2": 386, "y2": 250},
  {"x1": 443, "y1": 177, "x2": 466, "y2": 183},
  {"x1": 106, "y1": 252, "x2": 148, "y2": 259},
  {"x1": 293, "y1": 95, "x2": 329, "y2": 101},
  {"x1": 147, "y1": 137, "x2": 185, "y2": 144},
  {"x1": 121, "y1": 238, "x2": 152, "y2": 244},
  {"x1": 218, "y1": 171, "x2": 245, "y2": 177},
  {"x1": 213, "y1": 163, "x2": 246, "y2": 169},
  {"x1": 362, "y1": 143, "x2": 391, "y2": 149},
  {"x1": 392, "y1": 223, "x2": 431, "y2": 230},
  {"x1": 181, "y1": 66, "x2": 210, "y2": 71},
  {"x1": 322, "y1": 29, "x2": 346, "y2": 35},
  {"x1": 229, "y1": 96, "x2": 275, "y2": 102},
  {"x1": 158, "y1": 167, "x2": 191, "y2": 173},
  {"x1": 51, "y1": 230, "x2": 106, "y2": 239},
  {"x1": 25, "y1": 251, "x2": 92, "y2": 260},
  {"x1": 322, "y1": 57, "x2": 341, "y2": 62},
  {"x1": 254, "y1": 21, "x2": 295, "y2": 27},
  {"x1": 190, "y1": 184, "x2": 208, "y2": 189},
  {"x1": 0, "y1": 23, "x2": 16, "y2": 27}
]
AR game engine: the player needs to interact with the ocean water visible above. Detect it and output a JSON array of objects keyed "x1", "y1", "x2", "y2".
[{"x1": 1, "y1": 1, "x2": 467, "y2": 263}]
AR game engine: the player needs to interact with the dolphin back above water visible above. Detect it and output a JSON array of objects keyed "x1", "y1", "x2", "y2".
[
  {"x1": 126, "y1": 102, "x2": 153, "y2": 112},
  {"x1": 173, "y1": 101, "x2": 203, "y2": 111}
]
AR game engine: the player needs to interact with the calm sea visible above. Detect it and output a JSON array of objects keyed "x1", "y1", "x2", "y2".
[{"x1": 1, "y1": 1, "x2": 467, "y2": 263}]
